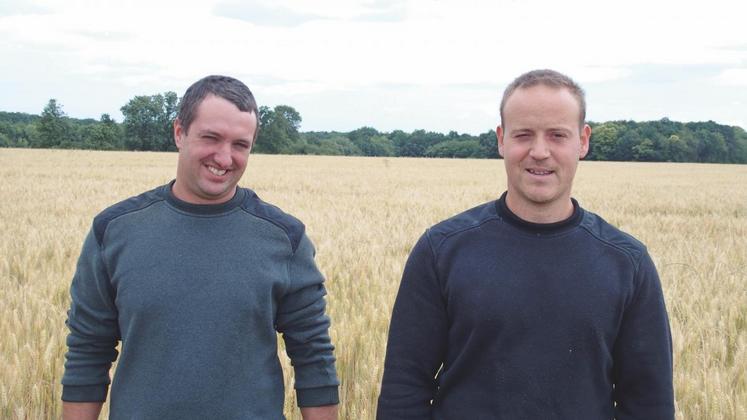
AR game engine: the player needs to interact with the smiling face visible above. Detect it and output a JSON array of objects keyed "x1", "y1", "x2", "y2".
[
  {"x1": 172, "y1": 94, "x2": 258, "y2": 205},
  {"x1": 497, "y1": 84, "x2": 591, "y2": 223}
]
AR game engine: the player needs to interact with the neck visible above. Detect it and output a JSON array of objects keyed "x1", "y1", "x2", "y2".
[{"x1": 504, "y1": 193, "x2": 574, "y2": 224}]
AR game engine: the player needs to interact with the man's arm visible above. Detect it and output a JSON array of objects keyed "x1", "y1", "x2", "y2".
[
  {"x1": 376, "y1": 232, "x2": 448, "y2": 420},
  {"x1": 62, "y1": 229, "x2": 120, "y2": 405},
  {"x1": 276, "y1": 234, "x2": 340, "y2": 409},
  {"x1": 300, "y1": 404, "x2": 338, "y2": 420},
  {"x1": 62, "y1": 402, "x2": 103, "y2": 420},
  {"x1": 613, "y1": 251, "x2": 675, "y2": 420}
]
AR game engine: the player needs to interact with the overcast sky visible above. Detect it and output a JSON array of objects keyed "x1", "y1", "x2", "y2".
[{"x1": 1, "y1": 0, "x2": 746, "y2": 134}]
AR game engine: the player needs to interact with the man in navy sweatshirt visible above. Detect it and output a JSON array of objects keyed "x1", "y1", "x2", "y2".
[
  {"x1": 377, "y1": 69, "x2": 674, "y2": 419},
  {"x1": 62, "y1": 75, "x2": 339, "y2": 419}
]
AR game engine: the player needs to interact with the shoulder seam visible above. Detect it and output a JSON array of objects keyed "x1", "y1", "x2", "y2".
[
  {"x1": 577, "y1": 223, "x2": 643, "y2": 271},
  {"x1": 94, "y1": 196, "x2": 165, "y2": 246},
  {"x1": 431, "y1": 216, "x2": 502, "y2": 251},
  {"x1": 237, "y1": 191, "x2": 304, "y2": 253},
  {"x1": 238, "y1": 206, "x2": 296, "y2": 249},
  {"x1": 423, "y1": 229, "x2": 447, "y2": 305}
]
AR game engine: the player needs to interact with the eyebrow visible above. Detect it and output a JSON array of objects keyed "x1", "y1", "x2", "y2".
[
  {"x1": 510, "y1": 127, "x2": 574, "y2": 134},
  {"x1": 198, "y1": 129, "x2": 221, "y2": 138},
  {"x1": 198, "y1": 129, "x2": 252, "y2": 143},
  {"x1": 509, "y1": 128, "x2": 534, "y2": 135},
  {"x1": 548, "y1": 127, "x2": 573, "y2": 134}
]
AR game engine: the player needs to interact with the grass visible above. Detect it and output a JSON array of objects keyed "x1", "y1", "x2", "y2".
[{"x1": 0, "y1": 148, "x2": 745, "y2": 419}]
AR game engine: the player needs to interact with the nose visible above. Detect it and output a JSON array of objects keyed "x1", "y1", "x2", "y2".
[
  {"x1": 214, "y1": 143, "x2": 232, "y2": 168},
  {"x1": 529, "y1": 138, "x2": 550, "y2": 160}
]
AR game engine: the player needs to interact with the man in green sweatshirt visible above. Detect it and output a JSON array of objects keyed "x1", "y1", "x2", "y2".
[{"x1": 62, "y1": 75, "x2": 339, "y2": 420}]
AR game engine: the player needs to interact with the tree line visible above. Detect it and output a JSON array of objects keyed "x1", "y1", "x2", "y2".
[{"x1": 1, "y1": 94, "x2": 746, "y2": 163}]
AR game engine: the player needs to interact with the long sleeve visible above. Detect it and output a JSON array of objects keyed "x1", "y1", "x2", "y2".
[
  {"x1": 377, "y1": 232, "x2": 448, "y2": 420},
  {"x1": 62, "y1": 228, "x2": 121, "y2": 402},
  {"x1": 276, "y1": 234, "x2": 339, "y2": 407},
  {"x1": 613, "y1": 250, "x2": 674, "y2": 419}
]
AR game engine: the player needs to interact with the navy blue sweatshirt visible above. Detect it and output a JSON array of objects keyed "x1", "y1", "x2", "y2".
[
  {"x1": 377, "y1": 194, "x2": 673, "y2": 419},
  {"x1": 62, "y1": 183, "x2": 338, "y2": 419}
]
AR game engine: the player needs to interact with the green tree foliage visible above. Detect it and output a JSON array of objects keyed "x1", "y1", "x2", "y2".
[
  {"x1": 587, "y1": 122, "x2": 620, "y2": 161},
  {"x1": 36, "y1": 99, "x2": 72, "y2": 148},
  {"x1": 348, "y1": 127, "x2": 379, "y2": 144},
  {"x1": 695, "y1": 129, "x2": 728, "y2": 163},
  {"x1": 0, "y1": 114, "x2": 37, "y2": 147},
  {"x1": 584, "y1": 119, "x2": 747, "y2": 163},
  {"x1": 661, "y1": 134, "x2": 692, "y2": 162},
  {"x1": 366, "y1": 135, "x2": 396, "y2": 156},
  {"x1": 0, "y1": 111, "x2": 39, "y2": 124},
  {"x1": 347, "y1": 127, "x2": 395, "y2": 156},
  {"x1": 254, "y1": 105, "x2": 302, "y2": 154},
  {"x1": 81, "y1": 114, "x2": 123, "y2": 150},
  {"x1": 426, "y1": 139, "x2": 484, "y2": 158},
  {"x1": 2, "y1": 101, "x2": 747, "y2": 164},
  {"x1": 292, "y1": 134, "x2": 361, "y2": 156},
  {"x1": 120, "y1": 92, "x2": 178, "y2": 151},
  {"x1": 478, "y1": 130, "x2": 498, "y2": 158},
  {"x1": 395, "y1": 130, "x2": 447, "y2": 157},
  {"x1": 632, "y1": 138, "x2": 658, "y2": 161},
  {"x1": 730, "y1": 127, "x2": 747, "y2": 163}
]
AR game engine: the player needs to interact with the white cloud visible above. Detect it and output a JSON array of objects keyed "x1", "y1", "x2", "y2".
[
  {"x1": 2, "y1": 0, "x2": 747, "y2": 131},
  {"x1": 714, "y1": 68, "x2": 747, "y2": 86}
]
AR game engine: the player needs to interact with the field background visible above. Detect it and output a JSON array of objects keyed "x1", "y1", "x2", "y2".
[{"x1": 1, "y1": 148, "x2": 745, "y2": 419}]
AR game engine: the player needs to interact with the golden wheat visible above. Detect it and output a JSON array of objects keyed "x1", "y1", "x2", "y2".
[{"x1": 0, "y1": 148, "x2": 745, "y2": 419}]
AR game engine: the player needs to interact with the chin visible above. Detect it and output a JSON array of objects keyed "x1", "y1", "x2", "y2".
[
  {"x1": 522, "y1": 189, "x2": 558, "y2": 204},
  {"x1": 196, "y1": 186, "x2": 230, "y2": 201}
]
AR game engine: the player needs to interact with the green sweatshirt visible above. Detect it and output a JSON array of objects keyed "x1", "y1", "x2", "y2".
[{"x1": 62, "y1": 182, "x2": 339, "y2": 419}]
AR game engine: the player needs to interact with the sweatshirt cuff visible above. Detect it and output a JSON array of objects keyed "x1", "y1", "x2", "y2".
[
  {"x1": 296, "y1": 386, "x2": 339, "y2": 407},
  {"x1": 62, "y1": 384, "x2": 109, "y2": 402}
]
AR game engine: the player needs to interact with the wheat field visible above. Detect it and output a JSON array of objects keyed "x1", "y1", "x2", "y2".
[{"x1": 0, "y1": 148, "x2": 745, "y2": 419}]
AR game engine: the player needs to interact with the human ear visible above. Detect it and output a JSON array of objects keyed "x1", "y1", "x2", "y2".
[
  {"x1": 497, "y1": 125, "x2": 505, "y2": 158},
  {"x1": 174, "y1": 119, "x2": 185, "y2": 149},
  {"x1": 579, "y1": 124, "x2": 591, "y2": 159}
]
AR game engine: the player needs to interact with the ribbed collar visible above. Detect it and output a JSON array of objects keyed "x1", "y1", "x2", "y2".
[
  {"x1": 496, "y1": 191, "x2": 583, "y2": 235},
  {"x1": 159, "y1": 180, "x2": 245, "y2": 216}
]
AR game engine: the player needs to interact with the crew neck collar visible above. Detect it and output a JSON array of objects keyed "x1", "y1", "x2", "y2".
[
  {"x1": 160, "y1": 180, "x2": 245, "y2": 215},
  {"x1": 496, "y1": 191, "x2": 583, "y2": 235}
]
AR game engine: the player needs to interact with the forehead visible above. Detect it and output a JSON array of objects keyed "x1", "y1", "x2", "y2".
[
  {"x1": 503, "y1": 85, "x2": 581, "y2": 129},
  {"x1": 193, "y1": 95, "x2": 239, "y2": 118},
  {"x1": 190, "y1": 95, "x2": 257, "y2": 132}
]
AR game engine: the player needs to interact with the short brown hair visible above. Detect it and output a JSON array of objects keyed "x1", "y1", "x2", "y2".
[
  {"x1": 500, "y1": 69, "x2": 586, "y2": 129},
  {"x1": 177, "y1": 75, "x2": 259, "y2": 140}
]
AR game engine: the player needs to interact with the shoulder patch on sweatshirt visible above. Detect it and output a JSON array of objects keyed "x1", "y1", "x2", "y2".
[
  {"x1": 239, "y1": 188, "x2": 306, "y2": 252},
  {"x1": 579, "y1": 211, "x2": 646, "y2": 263},
  {"x1": 92, "y1": 186, "x2": 166, "y2": 246},
  {"x1": 428, "y1": 201, "x2": 499, "y2": 249}
]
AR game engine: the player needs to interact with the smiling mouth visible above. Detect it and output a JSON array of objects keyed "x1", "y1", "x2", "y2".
[
  {"x1": 527, "y1": 168, "x2": 553, "y2": 176},
  {"x1": 207, "y1": 165, "x2": 228, "y2": 176}
]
